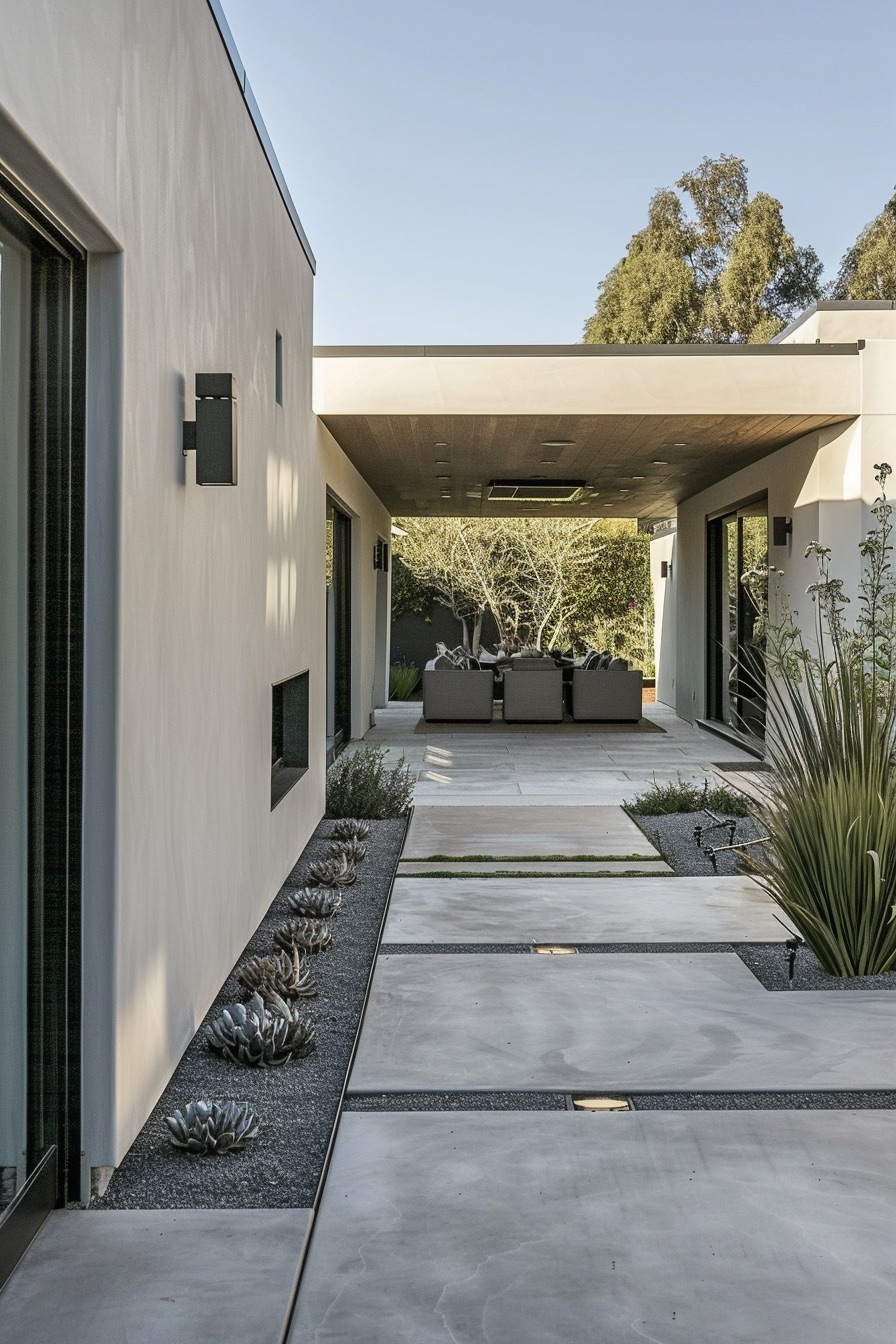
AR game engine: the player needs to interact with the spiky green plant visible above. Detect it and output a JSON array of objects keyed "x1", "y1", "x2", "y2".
[
  {"x1": 274, "y1": 917, "x2": 333, "y2": 954},
  {"x1": 743, "y1": 463, "x2": 896, "y2": 974},
  {"x1": 331, "y1": 818, "x2": 371, "y2": 841},
  {"x1": 307, "y1": 853, "x2": 356, "y2": 888},
  {"x1": 330, "y1": 837, "x2": 367, "y2": 865},
  {"x1": 205, "y1": 993, "x2": 315, "y2": 1067},
  {"x1": 164, "y1": 1100, "x2": 259, "y2": 1154},
  {"x1": 389, "y1": 662, "x2": 420, "y2": 700},
  {"x1": 286, "y1": 887, "x2": 342, "y2": 919},
  {"x1": 238, "y1": 948, "x2": 317, "y2": 1000}
]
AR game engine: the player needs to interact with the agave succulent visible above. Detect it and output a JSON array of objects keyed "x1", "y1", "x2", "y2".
[
  {"x1": 205, "y1": 992, "x2": 315, "y2": 1066},
  {"x1": 164, "y1": 1100, "x2": 260, "y2": 1154},
  {"x1": 331, "y1": 818, "x2": 371, "y2": 841},
  {"x1": 307, "y1": 853, "x2": 357, "y2": 888},
  {"x1": 274, "y1": 917, "x2": 333, "y2": 954},
  {"x1": 330, "y1": 838, "x2": 367, "y2": 865},
  {"x1": 238, "y1": 947, "x2": 317, "y2": 999},
  {"x1": 286, "y1": 887, "x2": 342, "y2": 919}
]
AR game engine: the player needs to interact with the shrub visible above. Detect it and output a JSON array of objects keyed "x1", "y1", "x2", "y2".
[
  {"x1": 744, "y1": 463, "x2": 896, "y2": 975},
  {"x1": 326, "y1": 746, "x2": 414, "y2": 818},
  {"x1": 389, "y1": 662, "x2": 420, "y2": 700},
  {"x1": 627, "y1": 775, "x2": 750, "y2": 817}
]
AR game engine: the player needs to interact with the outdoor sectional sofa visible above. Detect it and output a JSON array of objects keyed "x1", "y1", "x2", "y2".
[
  {"x1": 422, "y1": 668, "x2": 496, "y2": 721},
  {"x1": 571, "y1": 667, "x2": 643, "y2": 721}
]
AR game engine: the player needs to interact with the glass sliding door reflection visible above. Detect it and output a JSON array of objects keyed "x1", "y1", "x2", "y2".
[
  {"x1": 326, "y1": 500, "x2": 351, "y2": 762},
  {"x1": 0, "y1": 186, "x2": 85, "y2": 1286},
  {"x1": 0, "y1": 223, "x2": 31, "y2": 1226},
  {"x1": 707, "y1": 503, "x2": 768, "y2": 741}
]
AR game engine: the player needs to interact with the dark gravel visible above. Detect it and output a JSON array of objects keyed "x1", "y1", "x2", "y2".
[
  {"x1": 95, "y1": 817, "x2": 406, "y2": 1210},
  {"x1": 631, "y1": 1091, "x2": 896, "y2": 1109},
  {"x1": 630, "y1": 809, "x2": 770, "y2": 877},
  {"x1": 735, "y1": 942, "x2": 896, "y2": 992},
  {"x1": 344, "y1": 1092, "x2": 567, "y2": 1111}
]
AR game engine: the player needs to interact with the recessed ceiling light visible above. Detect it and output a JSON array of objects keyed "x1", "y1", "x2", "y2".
[
  {"x1": 440, "y1": 491, "x2": 451, "y2": 498},
  {"x1": 466, "y1": 490, "x2": 482, "y2": 498},
  {"x1": 540, "y1": 440, "x2": 575, "y2": 448},
  {"x1": 435, "y1": 441, "x2": 450, "y2": 448},
  {"x1": 437, "y1": 475, "x2": 450, "y2": 481},
  {"x1": 435, "y1": 459, "x2": 450, "y2": 466},
  {"x1": 540, "y1": 459, "x2": 558, "y2": 465},
  {"x1": 673, "y1": 442, "x2": 687, "y2": 447},
  {"x1": 631, "y1": 475, "x2": 645, "y2": 480},
  {"x1": 533, "y1": 944, "x2": 578, "y2": 954},
  {"x1": 619, "y1": 489, "x2": 630, "y2": 494},
  {"x1": 652, "y1": 460, "x2": 668, "y2": 466}
]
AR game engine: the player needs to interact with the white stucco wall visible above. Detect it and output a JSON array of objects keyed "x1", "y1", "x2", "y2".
[
  {"x1": 0, "y1": 0, "x2": 389, "y2": 1170},
  {"x1": 673, "y1": 318, "x2": 896, "y2": 727}
]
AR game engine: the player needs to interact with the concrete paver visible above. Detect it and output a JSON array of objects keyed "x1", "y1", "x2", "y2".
[
  {"x1": 384, "y1": 874, "x2": 784, "y2": 944},
  {"x1": 348, "y1": 952, "x2": 896, "y2": 1092},
  {"x1": 291, "y1": 1111, "x2": 896, "y2": 1344},
  {"x1": 402, "y1": 805, "x2": 659, "y2": 859},
  {"x1": 0, "y1": 1209, "x2": 311, "y2": 1344}
]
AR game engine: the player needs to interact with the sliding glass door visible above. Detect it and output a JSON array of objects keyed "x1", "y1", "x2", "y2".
[
  {"x1": 707, "y1": 502, "x2": 767, "y2": 741},
  {"x1": 325, "y1": 499, "x2": 352, "y2": 763},
  {"x1": 0, "y1": 183, "x2": 85, "y2": 1286}
]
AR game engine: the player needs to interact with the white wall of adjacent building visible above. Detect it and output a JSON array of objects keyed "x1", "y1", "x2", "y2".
[
  {"x1": 0, "y1": 0, "x2": 389, "y2": 1175},
  {"x1": 672, "y1": 309, "x2": 896, "y2": 728}
]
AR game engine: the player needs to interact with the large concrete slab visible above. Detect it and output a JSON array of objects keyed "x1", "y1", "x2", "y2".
[
  {"x1": 349, "y1": 953, "x2": 896, "y2": 1092},
  {"x1": 0, "y1": 1209, "x2": 311, "y2": 1344},
  {"x1": 383, "y1": 875, "x2": 783, "y2": 943},
  {"x1": 402, "y1": 805, "x2": 658, "y2": 858},
  {"x1": 291, "y1": 1110, "x2": 896, "y2": 1344}
]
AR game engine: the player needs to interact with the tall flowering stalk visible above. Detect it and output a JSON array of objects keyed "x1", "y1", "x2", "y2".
[{"x1": 744, "y1": 464, "x2": 896, "y2": 975}]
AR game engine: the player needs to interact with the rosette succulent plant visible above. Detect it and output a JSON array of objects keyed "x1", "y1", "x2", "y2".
[
  {"x1": 330, "y1": 838, "x2": 367, "y2": 865},
  {"x1": 274, "y1": 917, "x2": 333, "y2": 954},
  {"x1": 332, "y1": 818, "x2": 371, "y2": 841},
  {"x1": 205, "y1": 992, "x2": 315, "y2": 1066},
  {"x1": 238, "y1": 947, "x2": 317, "y2": 999},
  {"x1": 286, "y1": 887, "x2": 342, "y2": 919},
  {"x1": 307, "y1": 853, "x2": 356, "y2": 888},
  {"x1": 164, "y1": 1100, "x2": 259, "y2": 1154}
]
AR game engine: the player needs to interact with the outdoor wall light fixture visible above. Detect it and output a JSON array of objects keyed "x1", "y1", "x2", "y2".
[
  {"x1": 373, "y1": 540, "x2": 389, "y2": 571},
  {"x1": 661, "y1": 560, "x2": 673, "y2": 579},
  {"x1": 183, "y1": 374, "x2": 237, "y2": 485},
  {"x1": 772, "y1": 516, "x2": 793, "y2": 547}
]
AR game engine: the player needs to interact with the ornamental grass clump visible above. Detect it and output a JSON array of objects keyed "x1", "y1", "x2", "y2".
[
  {"x1": 744, "y1": 463, "x2": 896, "y2": 975},
  {"x1": 326, "y1": 746, "x2": 413, "y2": 819},
  {"x1": 627, "y1": 775, "x2": 749, "y2": 817}
]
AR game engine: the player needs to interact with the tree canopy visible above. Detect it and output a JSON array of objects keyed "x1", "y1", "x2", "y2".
[
  {"x1": 831, "y1": 188, "x2": 896, "y2": 301},
  {"x1": 392, "y1": 517, "x2": 654, "y2": 669},
  {"x1": 583, "y1": 154, "x2": 823, "y2": 345}
]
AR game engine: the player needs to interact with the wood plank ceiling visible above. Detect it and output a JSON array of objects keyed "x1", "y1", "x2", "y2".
[{"x1": 319, "y1": 412, "x2": 852, "y2": 521}]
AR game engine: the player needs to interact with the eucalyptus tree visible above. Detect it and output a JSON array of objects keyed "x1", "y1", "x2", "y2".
[
  {"x1": 583, "y1": 154, "x2": 823, "y2": 345},
  {"x1": 831, "y1": 188, "x2": 896, "y2": 300}
]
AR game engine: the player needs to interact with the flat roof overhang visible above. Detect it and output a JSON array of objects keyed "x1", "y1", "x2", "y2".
[{"x1": 313, "y1": 344, "x2": 860, "y2": 521}]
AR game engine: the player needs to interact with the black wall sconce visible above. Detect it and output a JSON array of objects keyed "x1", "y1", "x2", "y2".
[
  {"x1": 772, "y1": 516, "x2": 792, "y2": 547},
  {"x1": 373, "y1": 539, "x2": 389, "y2": 572},
  {"x1": 183, "y1": 374, "x2": 237, "y2": 485},
  {"x1": 660, "y1": 560, "x2": 673, "y2": 579}
]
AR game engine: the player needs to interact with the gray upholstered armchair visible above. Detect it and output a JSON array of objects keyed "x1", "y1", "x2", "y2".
[
  {"x1": 571, "y1": 668, "x2": 643, "y2": 721},
  {"x1": 422, "y1": 669, "x2": 495, "y2": 721},
  {"x1": 502, "y1": 665, "x2": 564, "y2": 722}
]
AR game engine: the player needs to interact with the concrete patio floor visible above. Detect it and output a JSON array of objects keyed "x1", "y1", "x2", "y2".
[{"x1": 291, "y1": 703, "x2": 896, "y2": 1342}]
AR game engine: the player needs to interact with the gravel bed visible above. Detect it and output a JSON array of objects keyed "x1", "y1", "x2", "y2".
[
  {"x1": 735, "y1": 942, "x2": 896, "y2": 991},
  {"x1": 343, "y1": 1092, "x2": 568, "y2": 1112},
  {"x1": 631, "y1": 1091, "x2": 896, "y2": 1109},
  {"x1": 95, "y1": 817, "x2": 406, "y2": 1210},
  {"x1": 630, "y1": 810, "x2": 769, "y2": 877}
]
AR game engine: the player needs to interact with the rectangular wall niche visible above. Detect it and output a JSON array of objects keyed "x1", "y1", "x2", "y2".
[{"x1": 272, "y1": 671, "x2": 309, "y2": 808}]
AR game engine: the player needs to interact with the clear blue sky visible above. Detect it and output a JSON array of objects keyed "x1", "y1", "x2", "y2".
[{"x1": 221, "y1": 0, "x2": 896, "y2": 345}]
